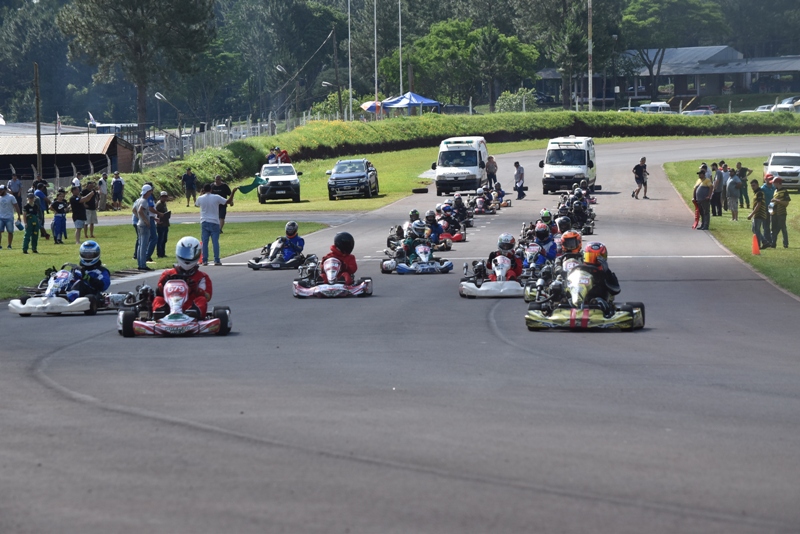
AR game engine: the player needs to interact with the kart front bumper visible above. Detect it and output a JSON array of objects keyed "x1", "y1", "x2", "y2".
[
  {"x1": 8, "y1": 296, "x2": 91, "y2": 315},
  {"x1": 459, "y1": 280, "x2": 524, "y2": 298}
]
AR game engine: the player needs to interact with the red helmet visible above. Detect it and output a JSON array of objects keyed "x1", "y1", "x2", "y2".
[
  {"x1": 561, "y1": 231, "x2": 582, "y2": 254},
  {"x1": 583, "y1": 241, "x2": 608, "y2": 265},
  {"x1": 534, "y1": 222, "x2": 550, "y2": 241}
]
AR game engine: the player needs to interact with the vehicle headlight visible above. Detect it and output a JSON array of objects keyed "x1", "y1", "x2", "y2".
[
  {"x1": 328, "y1": 179, "x2": 335, "y2": 186},
  {"x1": 359, "y1": 176, "x2": 367, "y2": 183},
  {"x1": 466, "y1": 174, "x2": 477, "y2": 181},
  {"x1": 290, "y1": 178, "x2": 300, "y2": 185},
  {"x1": 543, "y1": 173, "x2": 553, "y2": 178}
]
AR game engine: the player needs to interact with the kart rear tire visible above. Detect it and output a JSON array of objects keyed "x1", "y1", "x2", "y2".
[
  {"x1": 626, "y1": 301, "x2": 645, "y2": 328},
  {"x1": 84, "y1": 295, "x2": 98, "y2": 316},
  {"x1": 213, "y1": 306, "x2": 232, "y2": 335},
  {"x1": 527, "y1": 302, "x2": 545, "y2": 312},
  {"x1": 120, "y1": 310, "x2": 136, "y2": 337}
]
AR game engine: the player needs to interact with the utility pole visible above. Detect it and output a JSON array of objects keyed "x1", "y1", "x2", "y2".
[
  {"x1": 587, "y1": 0, "x2": 593, "y2": 111},
  {"x1": 333, "y1": 27, "x2": 344, "y2": 120},
  {"x1": 34, "y1": 63, "x2": 43, "y2": 177}
]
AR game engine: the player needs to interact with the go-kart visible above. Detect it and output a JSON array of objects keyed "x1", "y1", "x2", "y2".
[
  {"x1": 381, "y1": 242, "x2": 453, "y2": 274},
  {"x1": 247, "y1": 237, "x2": 306, "y2": 270},
  {"x1": 8, "y1": 264, "x2": 140, "y2": 317},
  {"x1": 524, "y1": 264, "x2": 644, "y2": 331},
  {"x1": 386, "y1": 224, "x2": 408, "y2": 250},
  {"x1": 459, "y1": 255, "x2": 525, "y2": 298},
  {"x1": 438, "y1": 218, "x2": 466, "y2": 242},
  {"x1": 471, "y1": 196, "x2": 496, "y2": 215},
  {"x1": 292, "y1": 255, "x2": 373, "y2": 298},
  {"x1": 118, "y1": 279, "x2": 231, "y2": 336},
  {"x1": 453, "y1": 205, "x2": 474, "y2": 228}
]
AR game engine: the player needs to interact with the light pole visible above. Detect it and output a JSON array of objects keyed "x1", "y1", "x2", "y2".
[
  {"x1": 276, "y1": 64, "x2": 299, "y2": 119},
  {"x1": 154, "y1": 92, "x2": 183, "y2": 158},
  {"x1": 612, "y1": 34, "x2": 618, "y2": 110},
  {"x1": 587, "y1": 0, "x2": 593, "y2": 111},
  {"x1": 348, "y1": 0, "x2": 353, "y2": 120},
  {"x1": 398, "y1": 0, "x2": 402, "y2": 95},
  {"x1": 322, "y1": 81, "x2": 344, "y2": 120}
]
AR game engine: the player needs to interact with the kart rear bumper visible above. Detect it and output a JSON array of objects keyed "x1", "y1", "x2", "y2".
[
  {"x1": 459, "y1": 280, "x2": 523, "y2": 298},
  {"x1": 525, "y1": 306, "x2": 644, "y2": 331},
  {"x1": 292, "y1": 278, "x2": 373, "y2": 298}
]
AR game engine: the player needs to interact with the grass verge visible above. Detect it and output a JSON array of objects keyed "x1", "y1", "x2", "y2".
[
  {"x1": 664, "y1": 158, "x2": 800, "y2": 296},
  {"x1": 0, "y1": 221, "x2": 326, "y2": 300}
]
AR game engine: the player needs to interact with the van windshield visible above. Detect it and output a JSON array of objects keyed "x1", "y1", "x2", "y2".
[
  {"x1": 545, "y1": 149, "x2": 586, "y2": 166},
  {"x1": 440, "y1": 150, "x2": 477, "y2": 167},
  {"x1": 771, "y1": 155, "x2": 800, "y2": 166}
]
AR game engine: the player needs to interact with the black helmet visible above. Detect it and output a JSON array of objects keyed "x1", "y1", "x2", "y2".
[
  {"x1": 574, "y1": 189, "x2": 583, "y2": 200},
  {"x1": 425, "y1": 209, "x2": 436, "y2": 224},
  {"x1": 556, "y1": 216, "x2": 572, "y2": 233},
  {"x1": 409, "y1": 209, "x2": 420, "y2": 222},
  {"x1": 285, "y1": 220, "x2": 298, "y2": 237},
  {"x1": 333, "y1": 232, "x2": 355, "y2": 255}
]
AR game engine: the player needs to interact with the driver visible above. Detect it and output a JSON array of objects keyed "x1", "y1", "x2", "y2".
[
  {"x1": 66, "y1": 240, "x2": 111, "y2": 302},
  {"x1": 538, "y1": 209, "x2": 558, "y2": 235},
  {"x1": 580, "y1": 242, "x2": 621, "y2": 316},
  {"x1": 401, "y1": 209, "x2": 421, "y2": 238},
  {"x1": 321, "y1": 231, "x2": 358, "y2": 284},
  {"x1": 399, "y1": 220, "x2": 429, "y2": 264},
  {"x1": 487, "y1": 233, "x2": 523, "y2": 281},
  {"x1": 279, "y1": 220, "x2": 305, "y2": 262},
  {"x1": 439, "y1": 205, "x2": 460, "y2": 234},
  {"x1": 424, "y1": 209, "x2": 445, "y2": 246},
  {"x1": 526, "y1": 222, "x2": 557, "y2": 268},
  {"x1": 553, "y1": 230, "x2": 583, "y2": 278},
  {"x1": 152, "y1": 236, "x2": 212, "y2": 318}
]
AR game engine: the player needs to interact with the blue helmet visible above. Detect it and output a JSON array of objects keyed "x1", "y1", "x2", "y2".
[{"x1": 79, "y1": 240, "x2": 101, "y2": 267}]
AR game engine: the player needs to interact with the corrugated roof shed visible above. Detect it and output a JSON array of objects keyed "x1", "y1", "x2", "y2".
[
  {"x1": 0, "y1": 134, "x2": 116, "y2": 155},
  {"x1": 0, "y1": 122, "x2": 87, "y2": 136}
]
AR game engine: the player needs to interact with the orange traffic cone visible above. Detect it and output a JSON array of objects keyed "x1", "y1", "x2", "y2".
[{"x1": 752, "y1": 234, "x2": 761, "y2": 256}]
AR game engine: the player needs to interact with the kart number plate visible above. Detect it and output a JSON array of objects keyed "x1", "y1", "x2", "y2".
[{"x1": 276, "y1": 190, "x2": 286, "y2": 194}]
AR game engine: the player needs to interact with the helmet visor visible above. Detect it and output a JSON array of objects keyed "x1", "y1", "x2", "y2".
[{"x1": 562, "y1": 236, "x2": 580, "y2": 252}]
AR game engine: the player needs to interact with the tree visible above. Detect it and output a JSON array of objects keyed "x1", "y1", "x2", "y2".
[
  {"x1": 472, "y1": 27, "x2": 539, "y2": 111},
  {"x1": 622, "y1": 0, "x2": 726, "y2": 100},
  {"x1": 58, "y1": 0, "x2": 216, "y2": 148}
]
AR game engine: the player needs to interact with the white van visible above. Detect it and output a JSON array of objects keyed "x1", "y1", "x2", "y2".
[
  {"x1": 640, "y1": 102, "x2": 672, "y2": 113},
  {"x1": 431, "y1": 136, "x2": 489, "y2": 196},
  {"x1": 539, "y1": 136, "x2": 599, "y2": 195}
]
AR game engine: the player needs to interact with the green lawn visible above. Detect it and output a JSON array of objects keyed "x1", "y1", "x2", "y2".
[
  {"x1": 0, "y1": 221, "x2": 326, "y2": 300},
  {"x1": 664, "y1": 158, "x2": 800, "y2": 296}
]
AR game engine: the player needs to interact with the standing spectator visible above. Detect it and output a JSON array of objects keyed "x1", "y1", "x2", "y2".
[
  {"x1": 485, "y1": 156, "x2": 498, "y2": 189},
  {"x1": 97, "y1": 172, "x2": 108, "y2": 211},
  {"x1": 747, "y1": 179, "x2": 767, "y2": 249},
  {"x1": 196, "y1": 183, "x2": 238, "y2": 266},
  {"x1": 720, "y1": 162, "x2": 731, "y2": 211},
  {"x1": 761, "y1": 175, "x2": 776, "y2": 247},
  {"x1": 710, "y1": 162, "x2": 723, "y2": 216},
  {"x1": 50, "y1": 188, "x2": 69, "y2": 244},
  {"x1": 181, "y1": 167, "x2": 197, "y2": 207},
  {"x1": 144, "y1": 182, "x2": 159, "y2": 262},
  {"x1": 34, "y1": 183, "x2": 51, "y2": 240},
  {"x1": 693, "y1": 169, "x2": 712, "y2": 230},
  {"x1": 81, "y1": 181, "x2": 99, "y2": 238},
  {"x1": 133, "y1": 185, "x2": 154, "y2": 271},
  {"x1": 769, "y1": 177, "x2": 791, "y2": 249},
  {"x1": 7, "y1": 173, "x2": 22, "y2": 206},
  {"x1": 155, "y1": 191, "x2": 171, "y2": 258},
  {"x1": 267, "y1": 148, "x2": 277, "y2": 164},
  {"x1": 513, "y1": 161, "x2": 525, "y2": 200},
  {"x1": 736, "y1": 162, "x2": 752, "y2": 209},
  {"x1": 0, "y1": 184, "x2": 22, "y2": 249},
  {"x1": 631, "y1": 157, "x2": 649, "y2": 199},
  {"x1": 32, "y1": 173, "x2": 49, "y2": 193},
  {"x1": 69, "y1": 184, "x2": 91, "y2": 245},
  {"x1": 111, "y1": 171, "x2": 124, "y2": 211},
  {"x1": 71, "y1": 173, "x2": 83, "y2": 189},
  {"x1": 725, "y1": 169, "x2": 742, "y2": 221},
  {"x1": 210, "y1": 174, "x2": 232, "y2": 232},
  {"x1": 21, "y1": 192, "x2": 40, "y2": 254}
]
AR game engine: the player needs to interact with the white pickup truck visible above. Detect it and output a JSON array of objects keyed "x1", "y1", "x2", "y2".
[{"x1": 763, "y1": 153, "x2": 800, "y2": 192}]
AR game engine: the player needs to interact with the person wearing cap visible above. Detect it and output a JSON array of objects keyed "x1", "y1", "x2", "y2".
[
  {"x1": 725, "y1": 167, "x2": 742, "y2": 221},
  {"x1": 181, "y1": 167, "x2": 197, "y2": 207},
  {"x1": 513, "y1": 161, "x2": 525, "y2": 200},
  {"x1": 50, "y1": 188, "x2": 69, "y2": 244},
  {"x1": 21, "y1": 192, "x2": 41, "y2": 254},
  {"x1": 0, "y1": 184, "x2": 23, "y2": 250},
  {"x1": 69, "y1": 184, "x2": 93, "y2": 245},
  {"x1": 155, "y1": 191, "x2": 172, "y2": 258},
  {"x1": 111, "y1": 171, "x2": 124, "y2": 211},
  {"x1": 133, "y1": 185, "x2": 154, "y2": 270},
  {"x1": 769, "y1": 177, "x2": 791, "y2": 248},
  {"x1": 761, "y1": 174, "x2": 776, "y2": 247},
  {"x1": 747, "y1": 179, "x2": 768, "y2": 249},
  {"x1": 693, "y1": 169, "x2": 713, "y2": 230},
  {"x1": 97, "y1": 172, "x2": 108, "y2": 211}
]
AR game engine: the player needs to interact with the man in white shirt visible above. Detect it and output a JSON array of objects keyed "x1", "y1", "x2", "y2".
[
  {"x1": 97, "y1": 173, "x2": 108, "y2": 211},
  {"x1": 133, "y1": 185, "x2": 154, "y2": 271},
  {"x1": 195, "y1": 183, "x2": 238, "y2": 265},
  {"x1": 72, "y1": 173, "x2": 82, "y2": 189}
]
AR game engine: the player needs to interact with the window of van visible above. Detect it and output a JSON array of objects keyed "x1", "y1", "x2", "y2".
[
  {"x1": 440, "y1": 150, "x2": 477, "y2": 167},
  {"x1": 546, "y1": 149, "x2": 586, "y2": 166}
]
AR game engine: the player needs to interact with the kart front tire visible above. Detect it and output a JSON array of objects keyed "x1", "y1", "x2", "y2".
[
  {"x1": 626, "y1": 301, "x2": 645, "y2": 328},
  {"x1": 120, "y1": 310, "x2": 136, "y2": 337},
  {"x1": 213, "y1": 306, "x2": 232, "y2": 336}
]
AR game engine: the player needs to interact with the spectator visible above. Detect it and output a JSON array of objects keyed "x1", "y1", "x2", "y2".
[
  {"x1": 32, "y1": 173, "x2": 49, "y2": 193},
  {"x1": 210, "y1": 174, "x2": 232, "y2": 232},
  {"x1": 513, "y1": 161, "x2": 525, "y2": 200},
  {"x1": 71, "y1": 173, "x2": 82, "y2": 189},
  {"x1": 693, "y1": 169, "x2": 712, "y2": 230},
  {"x1": 81, "y1": 181, "x2": 99, "y2": 238},
  {"x1": 111, "y1": 171, "x2": 125, "y2": 211},
  {"x1": 769, "y1": 177, "x2": 791, "y2": 249},
  {"x1": 710, "y1": 163, "x2": 723, "y2": 216},
  {"x1": 631, "y1": 157, "x2": 648, "y2": 199},
  {"x1": 34, "y1": 183, "x2": 51, "y2": 240},
  {"x1": 725, "y1": 168, "x2": 742, "y2": 221},
  {"x1": 0, "y1": 184, "x2": 22, "y2": 249},
  {"x1": 7, "y1": 173, "x2": 22, "y2": 206},
  {"x1": 69, "y1": 184, "x2": 92, "y2": 245},
  {"x1": 747, "y1": 179, "x2": 767, "y2": 249},
  {"x1": 267, "y1": 148, "x2": 277, "y2": 164},
  {"x1": 50, "y1": 188, "x2": 69, "y2": 244},
  {"x1": 720, "y1": 162, "x2": 730, "y2": 211},
  {"x1": 736, "y1": 162, "x2": 752, "y2": 209},
  {"x1": 155, "y1": 191, "x2": 171, "y2": 258},
  {"x1": 761, "y1": 174, "x2": 776, "y2": 247},
  {"x1": 133, "y1": 185, "x2": 154, "y2": 271},
  {"x1": 21, "y1": 192, "x2": 40, "y2": 254},
  {"x1": 181, "y1": 167, "x2": 197, "y2": 207},
  {"x1": 196, "y1": 183, "x2": 238, "y2": 266},
  {"x1": 97, "y1": 172, "x2": 108, "y2": 211},
  {"x1": 485, "y1": 156, "x2": 498, "y2": 188},
  {"x1": 144, "y1": 182, "x2": 159, "y2": 262}
]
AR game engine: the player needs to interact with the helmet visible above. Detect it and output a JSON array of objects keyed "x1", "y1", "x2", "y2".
[
  {"x1": 556, "y1": 216, "x2": 572, "y2": 233},
  {"x1": 540, "y1": 209, "x2": 552, "y2": 224},
  {"x1": 476, "y1": 187, "x2": 484, "y2": 195},
  {"x1": 558, "y1": 205, "x2": 569, "y2": 216},
  {"x1": 175, "y1": 236, "x2": 201, "y2": 273},
  {"x1": 561, "y1": 231, "x2": 582, "y2": 254},
  {"x1": 534, "y1": 222, "x2": 550, "y2": 241},
  {"x1": 333, "y1": 232, "x2": 355, "y2": 255},
  {"x1": 495, "y1": 182, "x2": 502, "y2": 190},
  {"x1": 443, "y1": 198, "x2": 454, "y2": 207},
  {"x1": 580, "y1": 179, "x2": 588, "y2": 189},
  {"x1": 285, "y1": 220, "x2": 298, "y2": 238},
  {"x1": 572, "y1": 201, "x2": 584, "y2": 213},
  {"x1": 442, "y1": 205, "x2": 453, "y2": 215},
  {"x1": 434, "y1": 204, "x2": 443, "y2": 215},
  {"x1": 497, "y1": 233, "x2": 516, "y2": 251},
  {"x1": 453, "y1": 192, "x2": 461, "y2": 200},
  {"x1": 411, "y1": 220, "x2": 427, "y2": 238},
  {"x1": 409, "y1": 209, "x2": 420, "y2": 222},
  {"x1": 425, "y1": 209, "x2": 437, "y2": 224},
  {"x1": 574, "y1": 189, "x2": 583, "y2": 200},
  {"x1": 79, "y1": 240, "x2": 101, "y2": 267},
  {"x1": 583, "y1": 241, "x2": 608, "y2": 266}
]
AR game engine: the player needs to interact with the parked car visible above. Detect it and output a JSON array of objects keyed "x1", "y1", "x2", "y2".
[
  {"x1": 763, "y1": 153, "x2": 800, "y2": 192},
  {"x1": 534, "y1": 91, "x2": 555, "y2": 104},
  {"x1": 257, "y1": 163, "x2": 302, "y2": 203},
  {"x1": 754, "y1": 105, "x2": 775, "y2": 112},
  {"x1": 773, "y1": 103, "x2": 800, "y2": 113},
  {"x1": 327, "y1": 159, "x2": 379, "y2": 200},
  {"x1": 780, "y1": 96, "x2": 800, "y2": 105},
  {"x1": 695, "y1": 105, "x2": 719, "y2": 113},
  {"x1": 626, "y1": 86, "x2": 646, "y2": 93},
  {"x1": 640, "y1": 102, "x2": 672, "y2": 113},
  {"x1": 617, "y1": 106, "x2": 645, "y2": 113},
  {"x1": 682, "y1": 109, "x2": 714, "y2": 116}
]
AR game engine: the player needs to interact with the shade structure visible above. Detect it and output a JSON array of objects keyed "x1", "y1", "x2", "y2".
[
  {"x1": 360, "y1": 101, "x2": 382, "y2": 113},
  {"x1": 382, "y1": 92, "x2": 441, "y2": 114}
]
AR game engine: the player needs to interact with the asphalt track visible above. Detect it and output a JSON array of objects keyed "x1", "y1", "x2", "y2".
[{"x1": 2, "y1": 137, "x2": 799, "y2": 534}]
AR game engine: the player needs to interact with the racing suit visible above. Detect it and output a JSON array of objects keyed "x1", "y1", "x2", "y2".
[
  {"x1": 152, "y1": 267, "x2": 213, "y2": 317},
  {"x1": 578, "y1": 260, "x2": 621, "y2": 312},
  {"x1": 426, "y1": 221, "x2": 445, "y2": 246},
  {"x1": 400, "y1": 237, "x2": 430, "y2": 264},
  {"x1": 438, "y1": 215, "x2": 460, "y2": 236},
  {"x1": 553, "y1": 253, "x2": 583, "y2": 279},
  {"x1": 524, "y1": 236, "x2": 558, "y2": 268},
  {"x1": 321, "y1": 245, "x2": 358, "y2": 284},
  {"x1": 281, "y1": 235, "x2": 305, "y2": 261},
  {"x1": 486, "y1": 250, "x2": 523, "y2": 281},
  {"x1": 67, "y1": 265, "x2": 111, "y2": 300}
]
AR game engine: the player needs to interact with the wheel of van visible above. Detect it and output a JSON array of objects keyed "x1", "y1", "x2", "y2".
[
  {"x1": 259, "y1": 195, "x2": 266, "y2": 204},
  {"x1": 542, "y1": 187, "x2": 549, "y2": 195},
  {"x1": 292, "y1": 193, "x2": 300, "y2": 203},
  {"x1": 364, "y1": 182, "x2": 373, "y2": 198},
  {"x1": 436, "y1": 189, "x2": 442, "y2": 196},
  {"x1": 328, "y1": 190, "x2": 336, "y2": 201},
  {"x1": 375, "y1": 179, "x2": 380, "y2": 195}
]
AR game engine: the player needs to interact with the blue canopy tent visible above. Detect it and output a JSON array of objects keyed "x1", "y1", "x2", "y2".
[{"x1": 382, "y1": 92, "x2": 441, "y2": 115}]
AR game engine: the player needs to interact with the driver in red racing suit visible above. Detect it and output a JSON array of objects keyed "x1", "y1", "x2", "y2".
[
  {"x1": 152, "y1": 236, "x2": 212, "y2": 317},
  {"x1": 486, "y1": 233, "x2": 523, "y2": 281},
  {"x1": 320, "y1": 231, "x2": 358, "y2": 285}
]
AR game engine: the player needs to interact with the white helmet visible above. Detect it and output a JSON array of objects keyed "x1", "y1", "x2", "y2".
[
  {"x1": 476, "y1": 187, "x2": 484, "y2": 195},
  {"x1": 175, "y1": 236, "x2": 201, "y2": 273}
]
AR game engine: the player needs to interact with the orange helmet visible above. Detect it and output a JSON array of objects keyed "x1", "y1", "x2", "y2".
[
  {"x1": 583, "y1": 241, "x2": 608, "y2": 265},
  {"x1": 561, "y1": 231, "x2": 582, "y2": 254}
]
